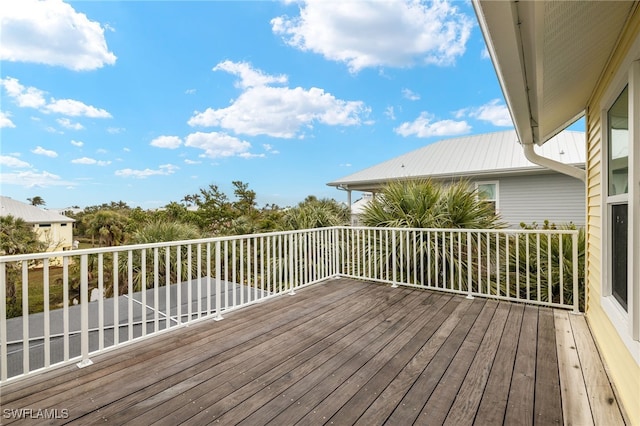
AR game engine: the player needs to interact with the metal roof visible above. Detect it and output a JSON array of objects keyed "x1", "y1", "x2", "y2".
[
  {"x1": 327, "y1": 130, "x2": 585, "y2": 191},
  {"x1": 0, "y1": 196, "x2": 75, "y2": 224},
  {"x1": 473, "y1": 0, "x2": 637, "y2": 146}
]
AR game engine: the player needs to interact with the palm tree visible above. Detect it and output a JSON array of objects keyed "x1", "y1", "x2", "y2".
[
  {"x1": 27, "y1": 196, "x2": 45, "y2": 207},
  {"x1": 358, "y1": 179, "x2": 505, "y2": 290},
  {"x1": 84, "y1": 210, "x2": 129, "y2": 246},
  {"x1": 279, "y1": 197, "x2": 349, "y2": 230},
  {"x1": 0, "y1": 215, "x2": 45, "y2": 316}
]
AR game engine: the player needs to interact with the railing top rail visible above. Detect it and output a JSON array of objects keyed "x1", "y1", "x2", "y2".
[
  {"x1": 0, "y1": 225, "x2": 580, "y2": 263},
  {"x1": 339, "y1": 225, "x2": 580, "y2": 235},
  {"x1": 0, "y1": 227, "x2": 334, "y2": 262}
]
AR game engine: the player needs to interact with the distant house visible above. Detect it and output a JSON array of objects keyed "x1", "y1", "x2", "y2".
[
  {"x1": 0, "y1": 196, "x2": 75, "y2": 252},
  {"x1": 328, "y1": 130, "x2": 586, "y2": 228}
]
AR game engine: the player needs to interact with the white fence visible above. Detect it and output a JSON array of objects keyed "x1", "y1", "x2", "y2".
[{"x1": 0, "y1": 226, "x2": 580, "y2": 383}]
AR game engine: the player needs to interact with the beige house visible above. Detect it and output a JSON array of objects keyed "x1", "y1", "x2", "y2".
[
  {"x1": 474, "y1": 1, "x2": 640, "y2": 423},
  {"x1": 0, "y1": 196, "x2": 75, "y2": 252}
]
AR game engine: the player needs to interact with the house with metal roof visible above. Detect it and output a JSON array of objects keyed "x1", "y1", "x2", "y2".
[
  {"x1": 0, "y1": 196, "x2": 75, "y2": 252},
  {"x1": 328, "y1": 129, "x2": 586, "y2": 228}
]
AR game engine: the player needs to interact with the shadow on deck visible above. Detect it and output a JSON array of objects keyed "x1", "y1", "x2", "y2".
[{"x1": 0, "y1": 278, "x2": 626, "y2": 425}]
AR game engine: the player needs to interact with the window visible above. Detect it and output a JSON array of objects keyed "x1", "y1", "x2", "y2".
[
  {"x1": 607, "y1": 86, "x2": 629, "y2": 311},
  {"x1": 476, "y1": 182, "x2": 498, "y2": 213},
  {"x1": 608, "y1": 87, "x2": 629, "y2": 197},
  {"x1": 39, "y1": 224, "x2": 51, "y2": 228},
  {"x1": 601, "y1": 59, "x2": 640, "y2": 353}
]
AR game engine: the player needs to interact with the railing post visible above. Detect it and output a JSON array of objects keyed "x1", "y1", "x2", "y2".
[
  {"x1": 77, "y1": 254, "x2": 93, "y2": 368},
  {"x1": 0, "y1": 262, "x2": 7, "y2": 382},
  {"x1": 573, "y1": 232, "x2": 580, "y2": 313},
  {"x1": 391, "y1": 230, "x2": 398, "y2": 288},
  {"x1": 466, "y1": 231, "x2": 473, "y2": 299},
  {"x1": 288, "y1": 233, "x2": 296, "y2": 295},
  {"x1": 214, "y1": 240, "x2": 223, "y2": 321}
]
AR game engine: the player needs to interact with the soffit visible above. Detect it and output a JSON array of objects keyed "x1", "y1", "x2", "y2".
[{"x1": 475, "y1": 0, "x2": 634, "y2": 145}]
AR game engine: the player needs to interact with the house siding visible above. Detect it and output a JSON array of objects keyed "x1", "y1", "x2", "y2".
[
  {"x1": 488, "y1": 174, "x2": 585, "y2": 228},
  {"x1": 585, "y1": 7, "x2": 640, "y2": 425}
]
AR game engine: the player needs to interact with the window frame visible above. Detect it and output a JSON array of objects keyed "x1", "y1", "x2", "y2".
[
  {"x1": 600, "y1": 58, "x2": 640, "y2": 361},
  {"x1": 475, "y1": 180, "x2": 499, "y2": 214}
]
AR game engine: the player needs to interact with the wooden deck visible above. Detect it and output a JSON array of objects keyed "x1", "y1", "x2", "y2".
[{"x1": 0, "y1": 278, "x2": 626, "y2": 425}]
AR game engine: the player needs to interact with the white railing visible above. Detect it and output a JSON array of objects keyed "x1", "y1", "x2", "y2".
[
  {"x1": 335, "y1": 227, "x2": 581, "y2": 311},
  {"x1": 0, "y1": 226, "x2": 580, "y2": 383}
]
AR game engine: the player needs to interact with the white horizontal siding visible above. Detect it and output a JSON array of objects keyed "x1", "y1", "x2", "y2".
[{"x1": 490, "y1": 173, "x2": 586, "y2": 228}]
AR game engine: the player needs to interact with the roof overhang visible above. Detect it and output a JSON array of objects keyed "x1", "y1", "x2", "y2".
[{"x1": 473, "y1": 0, "x2": 636, "y2": 145}]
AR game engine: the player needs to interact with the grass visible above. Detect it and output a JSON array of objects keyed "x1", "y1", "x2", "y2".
[{"x1": 6, "y1": 267, "x2": 66, "y2": 318}]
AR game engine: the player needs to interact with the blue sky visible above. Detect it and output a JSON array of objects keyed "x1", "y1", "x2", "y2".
[{"x1": 2, "y1": 0, "x2": 528, "y2": 210}]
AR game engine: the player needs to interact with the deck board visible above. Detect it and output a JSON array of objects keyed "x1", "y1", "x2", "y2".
[{"x1": 0, "y1": 278, "x2": 626, "y2": 426}]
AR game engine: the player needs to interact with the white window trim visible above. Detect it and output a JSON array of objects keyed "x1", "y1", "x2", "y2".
[
  {"x1": 475, "y1": 180, "x2": 500, "y2": 213},
  {"x1": 600, "y1": 56, "x2": 640, "y2": 365}
]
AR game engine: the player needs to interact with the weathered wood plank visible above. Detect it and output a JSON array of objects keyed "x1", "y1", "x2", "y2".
[
  {"x1": 533, "y1": 307, "x2": 562, "y2": 425},
  {"x1": 504, "y1": 304, "x2": 539, "y2": 426},
  {"x1": 366, "y1": 298, "x2": 486, "y2": 426},
  {"x1": 72, "y1": 281, "x2": 394, "y2": 424},
  {"x1": 442, "y1": 302, "x2": 511, "y2": 426},
  {"x1": 1, "y1": 278, "x2": 366, "y2": 404},
  {"x1": 474, "y1": 303, "x2": 525, "y2": 424},
  {"x1": 415, "y1": 300, "x2": 499, "y2": 425},
  {"x1": 569, "y1": 313, "x2": 625, "y2": 426},
  {"x1": 270, "y1": 293, "x2": 453, "y2": 426},
  {"x1": 118, "y1": 282, "x2": 414, "y2": 425},
  {"x1": 224, "y1": 289, "x2": 434, "y2": 426},
  {"x1": 554, "y1": 309, "x2": 594, "y2": 426},
  {"x1": 324, "y1": 295, "x2": 463, "y2": 426}
]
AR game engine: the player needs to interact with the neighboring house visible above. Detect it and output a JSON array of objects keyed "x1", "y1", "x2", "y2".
[
  {"x1": 328, "y1": 130, "x2": 586, "y2": 228},
  {"x1": 474, "y1": 1, "x2": 639, "y2": 423},
  {"x1": 0, "y1": 196, "x2": 75, "y2": 252}
]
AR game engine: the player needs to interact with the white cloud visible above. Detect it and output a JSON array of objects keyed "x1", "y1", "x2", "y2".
[
  {"x1": 467, "y1": 99, "x2": 512, "y2": 126},
  {"x1": 0, "y1": 170, "x2": 73, "y2": 188},
  {"x1": 0, "y1": 111, "x2": 16, "y2": 128},
  {"x1": 402, "y1": 88, "x2": 420, "y2": 101},
  {"x1": 271, "y1": 0, "x2": 473, "y2": 73},
  {"x1": 481, "y1": 46, "x2": 490, "y2": 59},
  {"x1": 189, "y1": 62, "x2": 369, "y2": 138},
  {"x1": 115, "y1": 164, "x2": 179, "y2": 179},
  {"x1": 395, "y1": 112, "x2": 471, "y2": 138},
  {"x1": 150, "y1": 135, "x2": 182, "y2": 149},
  {"x1": 385, "y1": 106, "x2": 396, "y2": 120},
  {"x1": 185, "y1": 131, "x2": 252, "y2": 158},
  {"x1": 57, "y1": 117, "x2": 84, "y2": 130},
  {"x1": 71, "y1": 157, "x2": 111, "y2": 166},
  {"x1": 46, "y1": 98, "x2": 111, "y2": 118},
  {"x1": 71, "y1": 139, "x2": 84, "y2": 147},
  {"x1": 214, "y1": 60, "x2": 288, "y2": 89},
  {"x1": 263, "y1": 144, "x2": 280, "y2": 154},
  {"x1": 184, "y1": 159, "x2": 201, "y2": 165},
  {"x1": 107, "y1": 127, "x2": 125, "y2": 134},
  {"x1": 31, "y1": 146, "x2": 58, "y2": 157},
  {"x1": 96, "y1": 148, "x2": 108, "y2": 154},
  {"x1": 0, "y1": 155, "x2": 31, "y2": 168},
  {"x1": 0, "y1": 77, "x2": 46, "y2": 108},
  {"x1": 0, "y1": 0, "x2": 117, "y2": 71},
  {"x1": 1, "y1": 77, "x2": 112, "y2": 119},
  {"x1": 185, "y1": 88, "x2": 196, "y2": 95}
]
